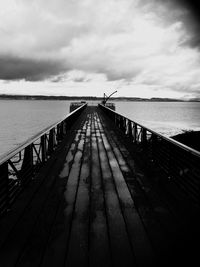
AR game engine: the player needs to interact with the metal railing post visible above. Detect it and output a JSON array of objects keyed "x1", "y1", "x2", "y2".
[
  {"x1": 128, "y1": 120, "x2": 133, "y2": 141},
  {"x1": 134, "y1": 123, "x2": 137, "y2": 143},
  {"x1": 21, "y1": 144, "x2": 33, "y2": 186},
  {"x1": 99, "y1": 103, "x2": 200, "y2": 206},
  {"x1": 57, "y1": 124, "x2": 63, "y2": 142},
  {"x1": 41, "y1": 134, "x2": 47, "y2": 163},
  {"x1": 151, "y1": 134, "x2": 157, "y2": 162},
  {"x1": 61, "y1": 122, "x2": 64, "y2": 138},
  {"x1": 63, "y1": 120, "x2": 67, "y2": 135},
  {"x1": 0, "y1": 162, "x2": 9, "y2": 213},
  {"x1": 48, "y1": 129, "x2": 55, "y2": 155},
  {"x1": 141, "y1": 128, "x2": 147, "y2": 147},
  {"x1": 120, "y1": 117, "x2": 125, "y2": 132}
]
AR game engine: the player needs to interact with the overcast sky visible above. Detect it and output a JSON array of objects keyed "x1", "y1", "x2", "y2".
[{"x1": 0, "y1": 0, "x2": 200, "y2": 98}]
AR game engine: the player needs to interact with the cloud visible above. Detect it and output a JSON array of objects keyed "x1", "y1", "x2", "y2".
[
  {"x1": 0, "y1": 55, "x2": 66, "y2": 81},
  {"x1": 0, "y1": 0, "x2": 200, "y2": 97}
]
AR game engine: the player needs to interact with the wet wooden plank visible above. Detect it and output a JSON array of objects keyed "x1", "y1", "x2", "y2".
[
  {"x1": 98, "y1": 111, "x2": 174, "y2": 258},
  {"x1": 65, "y1": 118, "x2": 91, "y2": 267},
  {"x1": 98, "y1": 108, "x2": 196, "y2": 264},
  {"x1": 0, "y1": 154, "x2": 68, "y2": 267},
  {"x1": 96, "y1": 114, "x2": 155, "y2": 266},
  {"x1": 89, "y1": 113, "x2": 111, "y2": 267},
  {"x1": 41, "y1": 130, "x2": 86, "y2": 267},
  {"x1": 97, "y1": 121, "x2": 134, "y2": 267},
  {"x1": 14, "y1": 130, "x2": 84, "y2": 267},
  {"x1": 109, "y1": 134, "x2": 168, "y2": 250},
  {"x1": 0, "y1": 106, "x2": 193, "y2": 267},
  {"x1": 100, "y1": 131, "x2": 155, "y2": 267},
  {"x1": 0, "y1": 109, "x2": 86, "y2": 246}
]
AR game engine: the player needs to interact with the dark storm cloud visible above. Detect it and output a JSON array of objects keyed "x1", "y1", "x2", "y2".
[
  {"x1": 175, "y1": 0, "x2": 200, "y2": 48},
  {"x1": 0, "y1": 56, "x2": 66, "y2": 81},
  {"x1": 181, "y1": 0, "x2": 200, "y2": 19},
  {"x1": 141, "y1": 0, "x2": 200, "y2": 18},
  {"x1": 141, "y1": 0, "x2": 200, "y2": 49}
]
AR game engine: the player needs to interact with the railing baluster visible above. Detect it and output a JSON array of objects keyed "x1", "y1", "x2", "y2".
[
  {"x1": 60, "y1": 122, "x2": 64, "y2": 139},
  {"x1": 21, "y1": 144, "x2": 33, "y2": 187},
  {"x1": 151, "y1": 134, "x2": 157, "y2": 162},
  {"x1": 63, "y1": 120, "x2": 67, "y2": 135},
  {"x1": 99, "y1": 103, "x2": 200, "y2": 206},
  {"x1": 48, "y1": 129, "x2": 54, "y2": 155},
  {"x1": 0, "y1": 103, "x2": 87, "y2": 216},
  {"x1": 128, "y1": 120, "x2": 133, "y2": 141},
  {"x1": 0, "y1": 162, "x2": 9, "y2": 213},
  {"x1": 41, "y1": 134, "x2": 47, "y2": 163},
  {"x1": 141, "y1": 128, "x2": 147, "y2": 147},
  {"x1": 134, "y1": 123, "x2": 137, "y2": 143}
]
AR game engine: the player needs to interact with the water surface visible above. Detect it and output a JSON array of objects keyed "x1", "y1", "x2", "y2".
[
  {"x1": 115, "y1": 101, "x2": 200, "y2": 136},
  {"x1": 0, "y1": 100, "x2": 200, "y2": 157},
  {"x1": 0, "y1": 100, "x2": 70, "y2": 156}
]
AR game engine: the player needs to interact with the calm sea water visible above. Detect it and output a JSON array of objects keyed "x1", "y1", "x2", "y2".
[
  {"x1": 0, "y1": 100, "x2": 70, "y2": 157},
  {"x1": 0, "y1": 100, "x2": 200, "y2": 157},
  {"x1": 115, "y1": 101, "x2": 200, "y2": 137}
]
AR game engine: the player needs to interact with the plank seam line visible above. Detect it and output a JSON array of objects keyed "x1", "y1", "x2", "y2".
[
  {"x1": 39, "y1": 127, "x2": 86, "y2": 267},
  {"x1": 15, "y1": 125, "x2": 86, "y2": 267},
  {"x1": 98, "y1": 109, "x2": 182, "y2": 255},
  {"x1": 96, "y1": 110, "x2": 136, "y2": 264},
  {"x1": 64, "y1": 116, "x2": 89, "y2": 265},
  {"x1": 93, "y1": 111, "x2": 113, "y2": 266}
]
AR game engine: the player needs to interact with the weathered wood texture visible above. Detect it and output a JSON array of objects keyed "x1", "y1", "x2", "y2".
[{"x1": 0, "y1": 106, "x2": 199, "y2": 267}]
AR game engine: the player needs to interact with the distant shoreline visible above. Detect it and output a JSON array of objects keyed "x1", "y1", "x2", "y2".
[{"x1": 0, "y1": 94, "x2": 199, "y2": 102}]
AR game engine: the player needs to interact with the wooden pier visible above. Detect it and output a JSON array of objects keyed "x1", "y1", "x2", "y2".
[{"x1": 0, "y1": 105, "x2": 199, "y2": 267}]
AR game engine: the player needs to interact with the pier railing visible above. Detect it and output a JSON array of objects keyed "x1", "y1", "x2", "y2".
[
  {"x1": 0, "y1": 103, "x2": 87, "y2": 216},
  {"x1": 99, "y1": 104, "x2": 200, "y2": 206}
]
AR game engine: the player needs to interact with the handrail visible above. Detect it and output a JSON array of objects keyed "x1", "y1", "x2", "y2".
[
  {"x1": 0, "y1": 103, "x2": 87, "y2": 216},
  {"x1": 0, "y1": 103, "x2": 87, "y2": 165},
  {"x1": 99, "y1": 103, "x2": 200, "y2": 206},
  {"x1": 99, "y1": 104, "x2": 200, "y2": 157}
]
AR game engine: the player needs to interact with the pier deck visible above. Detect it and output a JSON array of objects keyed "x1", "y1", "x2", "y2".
[{"x1": 0, "y1": 106, "x2": 199, "y2": 267}]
